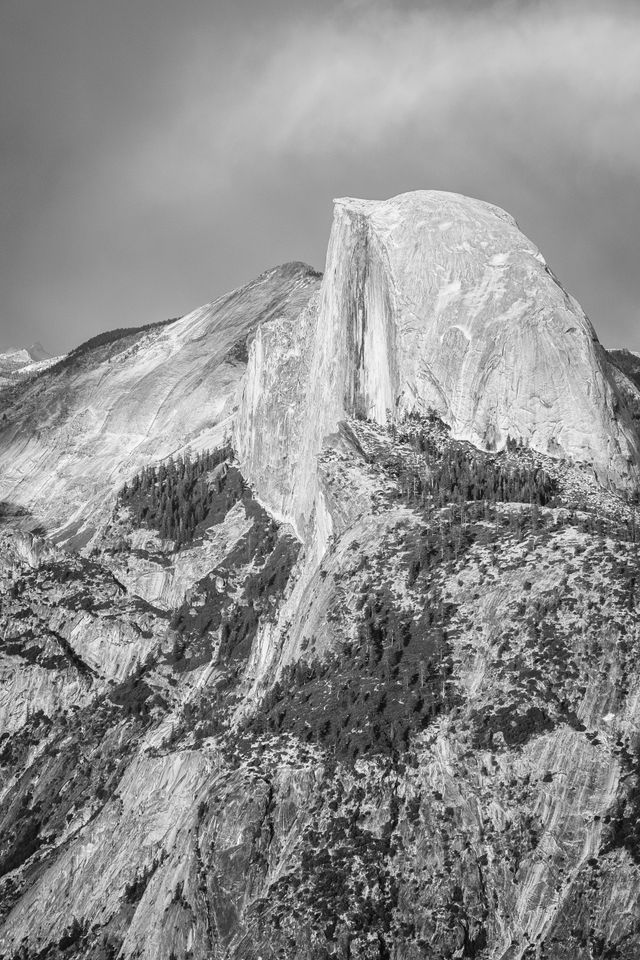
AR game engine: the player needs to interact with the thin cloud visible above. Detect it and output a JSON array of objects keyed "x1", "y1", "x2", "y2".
[
  {"x1": 124, "y1": 0, "x2": 640, "y2": 190},
  {"x1": 1, "y1": 0, "x2": 638, "y2": 351}
]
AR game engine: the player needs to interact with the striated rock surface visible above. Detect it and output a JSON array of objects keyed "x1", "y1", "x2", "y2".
[
  {"x1": 0, "y1": 530, "x2": 168, "y2": 733},
  {"x1": 0, "y1": 263, "x2": 320, "y2": 546},
  {"x1": 102, "y1": 502, "x2": 254, "y2": 610},
  {"x1": 237, "y1": 192, "x2": 639, "y2": 538}
]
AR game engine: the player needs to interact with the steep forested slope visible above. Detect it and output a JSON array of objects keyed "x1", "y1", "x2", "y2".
[{"x1": 1, "y1": 413, "x2": 640, "y2": 959}]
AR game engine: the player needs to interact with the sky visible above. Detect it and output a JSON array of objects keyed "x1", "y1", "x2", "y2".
[{"x1": 1, "y1": 0, "x2": 639, "y2": 354}]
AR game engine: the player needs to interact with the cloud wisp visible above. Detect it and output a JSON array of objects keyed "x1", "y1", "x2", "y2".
[{"x1": 1, "y1": 0, "x2": 639, "y2": 352}]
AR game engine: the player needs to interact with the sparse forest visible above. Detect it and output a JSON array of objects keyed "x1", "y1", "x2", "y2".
[
  {"x1": 386, "y1": 413, "x2": 558, "y2": 508},
  {"x1": 49, "y1": 317, "x2": 180, "y2": 375},
  {"x1": 117, "y1": 446, "x2": 236, "y2": 548},
  {"x1": 245, "y1": 582, "x2": 456, "y2": 762}
]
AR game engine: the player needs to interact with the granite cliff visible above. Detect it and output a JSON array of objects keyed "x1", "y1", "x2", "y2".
[
  {"x1": 237, "y1": 192, "x2": 639, "y2": 539},
  {"x1": 0, "y1": 193, "x2": 639, "y2": 960}
]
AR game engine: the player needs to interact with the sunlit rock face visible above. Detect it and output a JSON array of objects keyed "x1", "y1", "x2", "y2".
[
  {"x1": 237, "y1": 191, "x2": 639, "y2": 537},
  {"x1": 0, "y1": 263, "x2": 320, "y2": 546}
]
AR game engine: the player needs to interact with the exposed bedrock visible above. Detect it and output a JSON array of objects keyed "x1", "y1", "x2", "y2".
[
  {"x1": 236, "y1": 191, "x2": 640, "y2": 539},
  {"x1": 0, "y1": 262, "x2": 320, "y2": 545}
]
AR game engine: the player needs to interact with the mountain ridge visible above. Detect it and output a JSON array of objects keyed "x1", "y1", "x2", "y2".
[
  {"x1": 0, "y1": 193, "x2": 639, "y2": 959},
  {"x1": 0, "y1": 261, "x2": 321, "y2": 546}
]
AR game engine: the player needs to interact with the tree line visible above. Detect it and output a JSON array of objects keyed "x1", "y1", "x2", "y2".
[{"x1": 388, "y1": 422, "x2": 557, "y2": 508}]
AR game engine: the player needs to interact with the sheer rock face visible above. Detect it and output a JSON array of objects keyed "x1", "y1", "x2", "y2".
[
  {"x1": 105, "y1": 502, "x2": 254, "y2": 610},
  {"x1": 237, "y1": 192, "x2": 639, "y2": 538},
  {"x1": 0, "y1": 531, "x2": 166, "y2": 732},
  {"x1": 0, "y1": 263, "x2": 320, "y2": 546}
]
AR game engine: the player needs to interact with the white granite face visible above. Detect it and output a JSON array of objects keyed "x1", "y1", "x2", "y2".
[
  {"x1": 328, "y1": 191, "x2": 634, "y2": 462},
  {"x1": 0, "y1": 263, "x2": 320, "y2": 544},
  {"x1": 237, "y1": 191, "x2": 640, "y2": 538}
]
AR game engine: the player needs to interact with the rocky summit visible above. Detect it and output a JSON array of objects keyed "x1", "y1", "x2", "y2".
[
  {"x1": 0, "y1": 345, "x2": 60, "y2": 393},
  {"x1": 0, "y1": 191, "x2": 639, "y2": 960}
]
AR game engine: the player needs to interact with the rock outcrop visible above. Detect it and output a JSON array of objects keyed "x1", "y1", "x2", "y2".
[
  {"x1": 237, "y1": 192, "x2": 639, "y2": 538},
  {"x1": 104, "y1": 502, "x2": 254, "y2": 610}
]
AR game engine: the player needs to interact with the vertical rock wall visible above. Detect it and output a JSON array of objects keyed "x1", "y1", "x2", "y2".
[{"x1": 236, "y1": 191, "x2": 640, "y2": 541}]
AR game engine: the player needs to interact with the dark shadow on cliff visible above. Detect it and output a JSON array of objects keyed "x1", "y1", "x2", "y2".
[{"x1": 0, "y1": 500, "x2": 47, "y2": 537}]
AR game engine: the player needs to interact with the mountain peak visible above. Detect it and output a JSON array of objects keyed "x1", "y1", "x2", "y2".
[
  {"x1": 333, "y1": 189, "x2": 520, "y2": 231},
  {"x1": 0, "y1": 342, "x2": 51, "y2": 368},
  {"x1": 27, "y1": 341, "x2": 51, "y2": 362},
  {"x1": 237, "y1": 191, "x2": 640, "y2": 540}
]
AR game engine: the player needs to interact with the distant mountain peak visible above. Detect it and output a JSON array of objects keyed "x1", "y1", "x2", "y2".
[
  {"x1": 0, "y1": 342, "x2": 51, "y2": 366},
  {"x1": 27, "y1": 341, "x2": 51, "y2": 362}
]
